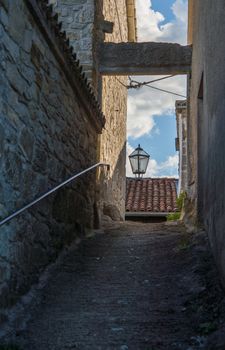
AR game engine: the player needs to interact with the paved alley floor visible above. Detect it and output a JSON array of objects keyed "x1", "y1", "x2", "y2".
[{"x1": 7, "y1": 222, "x2": 225, "y2": 349}]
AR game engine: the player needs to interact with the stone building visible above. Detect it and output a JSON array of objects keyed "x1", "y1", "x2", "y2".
[
  {"x1": 187, "y1": 0, "x2": 225, "y2": 285},
  {"x1": 51, "y1": 0, "x2": 137, "y2": 221},
  {"x1": 0, "y1": 0, "x2": 136, "y2": 311}
]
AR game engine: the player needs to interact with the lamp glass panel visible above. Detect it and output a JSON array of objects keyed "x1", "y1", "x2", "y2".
[
  {"x1": 139, "y1": 156, "x2": 149, "y2": 173},
  {"x1": 129, "y1": 155, "x2": 149, "y2": 174},
  {"x1": 129, "y1": 156, "x2": 139, "y2": 173}
]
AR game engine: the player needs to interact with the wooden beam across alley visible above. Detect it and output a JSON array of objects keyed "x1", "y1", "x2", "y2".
[{"x1": 98, "y1": 42, "x2": 192, "y2": 75}]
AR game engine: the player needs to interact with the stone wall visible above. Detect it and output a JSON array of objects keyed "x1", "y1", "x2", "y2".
[
  {"x1": 50, "y1": 0, "x2": 95, "y2": 82},
  {"x1": 0, "y1": 0, "x2": 104, "y2": 311},
  {"x1": 187, "y1": 0, "x2": 225, "y2": 285},
  {"x1": 51, "y1": 0, "x2": 130, "y2": 221},
  {"x1": 98, "y1": 0, "x2": 128, "y2": 221}
]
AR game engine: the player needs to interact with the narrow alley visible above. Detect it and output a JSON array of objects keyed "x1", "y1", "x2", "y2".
[
  {"x1": 2, "y1": 1, "x2": 225, "y2": 349},
  {"x1": 4, "y1": 222, "x2": 225, "y2": 350}
]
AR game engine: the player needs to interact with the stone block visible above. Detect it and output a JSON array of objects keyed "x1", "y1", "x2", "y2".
[
  {"x1": 31, "y1": 42, "x2": 43, "y2": 70},
  {"x1": 4, "y1": 150, "x2": 22, "y2": 189},
  {"x1": 18, "y1": 64, "x2": 35, "y2": 86},
  {"x1": 20, "y1": 50, "x2": 33, "y2": 69},
  {"x1": 32, "y1": 222, "x2": 50, "y2": 242},
  {"x1": 0, "y1": 6, "x2": 8, "y2": 29},
  {"x1": 7, "y1": 105, "x2": 22, "y2": 130},
  {"x1": 8, "y1": 2, "x2": 26, "y2": 45},
  {"x1": 0, "y1": 23, "x2": 3, "y2": 40},
  {"x1": 30, "y1": 246, "x2": 49, "y2": 268},
  {"x1": 67, "y1": 31, "x2": 81, "y2": 41},
  {"x1": 0, "y1": 0, "x2": 9, "y2": 12},
  {"x1": 6, "y1": 61, "x2": 26, "y2": 94},
  {"x1": 19, "y1": 128, "x2": 34, "y2": 161},
  {"x1": 0, "y1": 283, "x2": 10, "y2": 308},
  {"x1": 0, "y1": 262, "x2": 10, "y2": 281},
  {"x1": 32, "y1": 146, "x2": 47, "y2": 174},
  {"x1": 70, "y1": 22, "x2": 84, "y2": 30},
  {"x1": 61, "y1": 7, "x2": 68, "y2": 16},
  {"x1": 0, "y1": 123, "x2": 5, "y2": 157},
  {"x1": 103, "y1": 203, "x2": 122, "y2": 221}
]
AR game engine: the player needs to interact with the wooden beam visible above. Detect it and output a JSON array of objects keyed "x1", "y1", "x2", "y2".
[{"x1": 98, "y1": 42, "x2": 192, "y2": 75}]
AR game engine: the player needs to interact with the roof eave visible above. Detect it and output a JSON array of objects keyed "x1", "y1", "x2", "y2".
[{"x1": 125, "y1": 212, "x2": 173, "y2": 217}]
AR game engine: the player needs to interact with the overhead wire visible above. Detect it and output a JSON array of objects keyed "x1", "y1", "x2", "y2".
[
  {"x1": 116, "y1": 75, "x2": 187, "y2": 98},
  {"x1": 144, "y1": 84, "x2": 186, "y2": 98},
  {"x1": 128, "y1": 75, "x2": 176, "y2": 87}
]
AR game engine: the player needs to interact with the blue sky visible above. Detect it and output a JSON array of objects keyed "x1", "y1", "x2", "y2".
[
  {"x1": 151, "y1": 0, "x2": 175, "y2": 22},
  {"x1": 128, "y1": 115, "x2": 176, "y2": 163},
  {"x1": 126, "y1": 0, "x2": 188, "y2": 178}
]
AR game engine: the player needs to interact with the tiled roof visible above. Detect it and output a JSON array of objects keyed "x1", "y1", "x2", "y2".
[{"x1": 126, "y1": 178, "x2": 178, "y2": 213}]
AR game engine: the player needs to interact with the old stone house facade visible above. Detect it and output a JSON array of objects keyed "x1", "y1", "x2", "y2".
[
  {"x1": 186, "y1": 0, "x2": 225, "y2": 286},
  {"x1": 0, "y1": 0, "x2": 136, "y2": 311}
]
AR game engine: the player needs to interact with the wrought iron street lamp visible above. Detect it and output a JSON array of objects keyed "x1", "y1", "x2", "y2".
[{"x1": 128, "y1": 144, "x2": 150, "y2": 178}]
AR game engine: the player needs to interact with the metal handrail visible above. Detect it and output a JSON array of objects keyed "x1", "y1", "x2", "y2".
[{"x1": 0, "y1": 162, "x2": 110, "y2": 227}]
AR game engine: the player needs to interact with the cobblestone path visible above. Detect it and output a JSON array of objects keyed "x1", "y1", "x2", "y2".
[{"x1": 13, "y1": 222, "x2": 223, "y2": 349}]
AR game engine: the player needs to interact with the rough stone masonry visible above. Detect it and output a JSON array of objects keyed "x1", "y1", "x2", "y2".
[
  {"x1": 0, "y1": 0, "x2": 104, "y2": 312},
  {"x1": 49, "y1": 0, "x2": 95, "y2": 82},
  {"x1": 52, "y1": 0, "x2": 130, "y2": 222}
]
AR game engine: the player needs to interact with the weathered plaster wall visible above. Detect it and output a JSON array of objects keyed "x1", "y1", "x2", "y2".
[
  {"x1": 99, "y1": 0, "x2": 128, "y2": 221},
  {"x1": 188, "y1": 0, "x2": 225, "y2": 284},
  {"x1": 0, "y1": 0, "x2": 103, "y2": 311}
]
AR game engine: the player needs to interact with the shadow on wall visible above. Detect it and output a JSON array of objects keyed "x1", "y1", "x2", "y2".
[
  {"x1": 0, "y1": 0, "x2": 103, "y2": 311},
  {"x1": 0, "y1": 165, "x2": 99, "y2": 310},
  {"x1": 0, "y1": 0, "x2": 127, "y2": 313},
  {"x1": 0, "y1": 144, "x2": 125, "y2": 311},
  {"x1": 97, "y1": 142, "x2": 127, "y2": 224}
]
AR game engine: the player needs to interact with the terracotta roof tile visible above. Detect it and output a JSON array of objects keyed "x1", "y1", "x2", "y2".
[{"x1": 126, "y1": 178, "x2": 178, "y2": 213}]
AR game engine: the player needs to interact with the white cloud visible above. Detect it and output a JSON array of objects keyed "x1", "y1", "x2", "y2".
[
  {"x1": 135, "y1": 0, "x2": 165, "y2": 42},
  {"x1": 128, "y1": 74, "x2": 186, "y2": 139},
  {"x1": 135, "y1": 0, "x2": 188, "y2": 44},
  {"x1": 160, "y1": 154, "x2": 179, "y2": 169},
  {"x1": 145, "y1": 153, "x2": 179, "y2": 178},
  {"x1": 127, "y1": 0, "x2": 188, "y2": 139},
  {"x1": 172, "y1": 0, "x2": 188, "y2": 24},
  {"x1": 126, "y1": 0, "x2": 188, "y2": 176}
]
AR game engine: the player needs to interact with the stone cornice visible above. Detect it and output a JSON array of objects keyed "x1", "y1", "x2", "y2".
[{"x1": 24, "y1": 0, "x2": 105, "y2": 133}]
